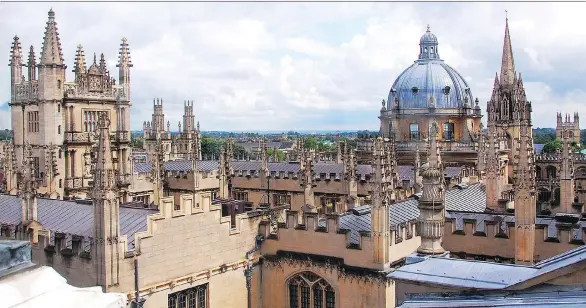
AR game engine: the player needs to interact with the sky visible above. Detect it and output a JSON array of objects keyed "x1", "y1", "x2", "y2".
[{"x1": 0, "y1": 2, "x2": 584, "y2": 132}]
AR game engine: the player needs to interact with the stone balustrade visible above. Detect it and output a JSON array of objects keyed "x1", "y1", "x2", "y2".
[{"x1": 64, "y1": 83, "x2": 128, "y2": 101}]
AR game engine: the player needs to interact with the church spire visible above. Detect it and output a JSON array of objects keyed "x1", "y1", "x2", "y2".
[
  {"x1": 39, "y1": 8, "x2": 65, "y2": 66},
  {"x1": 500, "y1": 16, "x2": 516, "y2": 87}
]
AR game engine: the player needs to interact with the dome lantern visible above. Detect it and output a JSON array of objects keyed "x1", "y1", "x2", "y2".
[
  {"x1": 419, "y1": 25, "x2": 440, "y2": 60},
  {"x1": 387, "y1": 25, "x2": 474, "y2": 110}
]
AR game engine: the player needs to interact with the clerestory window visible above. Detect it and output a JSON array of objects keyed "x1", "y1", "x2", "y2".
[{"x1": 168, "y1": 283, "x2": 207, "y2": 308}]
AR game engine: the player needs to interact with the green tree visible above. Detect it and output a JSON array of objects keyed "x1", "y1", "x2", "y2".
[
  {"x1": 266, "y1": 148, "x2": 286, "y2": 162},
  {"x1": 232, "y1": 143, "x2": 247, "y2": 159},
  {"x1": 542, "y1": 139, "x2": 562, "y2": 154},
  {"x1": 302, "y1": 136, "x2": 318, "y2": 149},
  {"x1": 131, "y1": 136, "x2": 144, "y2": 149},
  {"x1": 542, "y1": 139, "x2": 581, "y2": 154},
  {"x1": 201, "y1": 137, "x2": 222, "y2": 159}
]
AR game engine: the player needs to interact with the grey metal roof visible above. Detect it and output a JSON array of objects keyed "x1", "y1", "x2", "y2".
[
  {"x1": 389, "y1": 59, "x2": 473, "y2": 109},
  {"x1": 388, "y1": 244, "x2": 586, "y2": 291},
  {"x1": 399, "y1": 289, "x2": 586, "y2": 307},
  {"x1": 0, "y1": 194, "x2": 156, "y2": 251}
]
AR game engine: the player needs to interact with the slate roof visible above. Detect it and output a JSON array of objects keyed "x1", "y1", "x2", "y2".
[
  {"x1": 339, "y1": 183, "x2": 487, "y2": 244},
  {"x1": 534, "y1": 143, "x2": 545, "y2": 154},
  {"x1": 0, "y1": 194, "x2": 156, "y2": 251},
  {"x1": 389, "y1": 244, "x2": 586, "y2": 291}
]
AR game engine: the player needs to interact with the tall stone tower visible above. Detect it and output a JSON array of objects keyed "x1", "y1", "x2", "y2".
[
  {"x1": 92, "y1": 114, "x2": 121, "y2": 290},
  {"x1": 416, "y1": 122, "x2": 445, "y2": 255},
  {"x1": 559, "y1": 129, "x2": 576, "y2": 213},
  {"x1": 556, "y1": 112, "x2": 580, "y2": 145},
  {"x1": 8, "y1": 9, "x2": 133, "y2": 201},
  {"x1": 486, "y1": 17, "x2": 532, "y2": 187}
]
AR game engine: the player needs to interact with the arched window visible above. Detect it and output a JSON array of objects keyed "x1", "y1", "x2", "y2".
[{"x1": 288, "y1": 272, "x2": 335, "y2": 308}]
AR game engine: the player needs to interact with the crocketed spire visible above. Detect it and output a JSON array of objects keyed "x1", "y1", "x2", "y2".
[
  {"x1": 27, "y1": 46, "x2": 36, "y2": 81},
  {"x1": 500, "y1": 17, "x2": 516, "y2": 87},
  {"x1": 9, "y1": 35, "x2": 23, "y2": 66},
  {"x1": 39, "y1": 8, "x2": 65, "y2": 66},
  {"x1": 73, "y1": 45, "x2": 87, "y2": 74}
]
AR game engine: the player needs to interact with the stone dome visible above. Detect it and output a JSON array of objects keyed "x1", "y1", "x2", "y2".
[{"x1": 388, "y1": 26, "x2": 474, "y2": 109}]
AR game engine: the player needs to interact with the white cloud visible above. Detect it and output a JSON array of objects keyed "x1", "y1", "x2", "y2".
[{"x1": 0, "y1": 2, "x2": 584, "y2": 131}]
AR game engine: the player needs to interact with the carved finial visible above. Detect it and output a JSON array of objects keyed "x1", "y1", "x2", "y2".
[{"x1": 426, "y1": 24, "x2": 430, "y2": 32}]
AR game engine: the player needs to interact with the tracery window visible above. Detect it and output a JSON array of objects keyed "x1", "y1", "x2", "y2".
[
  {"x1": 168, "y1": 284, "x2": 207, "y2": 308},
  {"x1": 288, "y1": 272, "x2": 335, "y2": 308},
  {"x1": 83, "y1": 111, "x2": 107, "y2": 132}
]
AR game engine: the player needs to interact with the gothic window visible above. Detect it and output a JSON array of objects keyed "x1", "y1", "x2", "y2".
[
  {"x1": 167, "y1": 283, "x2": 207, "y2": 308},
  {"x1": 288, "y1": 272, "x2": 335, "y2": 308},
  {"x1": 443, "y1": 122, "x2": 454, "y2": 141},
  {"x1": 58, "y1": 104, "x2": 61, "y2": 113},
  {"x1": 58, "y1": 125, "x2": 61, "y2": 134},
  {"x1": 409, "y1": 123, "x2": 420, "y2": 140},
  {"x1": 59, "y1": 179, "x2": 62, "y2": 188},
  {"x1": 84, "y1": 111, "x2": 107, "y2": 133},
  {"x1": 27, "y1": 111, "x2": 39, "y2": 133},
  {"x1": 57, "y1": 80, "x2": 61, "y2": 89}
]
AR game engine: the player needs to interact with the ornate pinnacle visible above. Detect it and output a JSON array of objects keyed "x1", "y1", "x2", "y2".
[{"x1": 40, "y1": 8, "x2": 65, "y2": 66}]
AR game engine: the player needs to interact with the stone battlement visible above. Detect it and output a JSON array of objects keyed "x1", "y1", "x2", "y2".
[{"x1": 259, "y1": 210, "x2": 420, "y2": 269}]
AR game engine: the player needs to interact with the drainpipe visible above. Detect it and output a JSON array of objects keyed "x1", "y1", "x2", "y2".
[
  {"x1": 245, "y1": 234, "x2": 265, "y2": 308},
  {"x1": 130, "y1": 259, "x2": 146, "y2": 308}
]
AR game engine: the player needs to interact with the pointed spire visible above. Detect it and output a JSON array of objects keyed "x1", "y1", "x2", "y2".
[
  {"x1": 39, "y1": 8, "x2": 65, "y2": 66},
  {"x1": 27, "y1": 46, "x2": 36, "y2": 81},
  {"x1": 500, "y1": 16, "x2": 516, "y2": 86},
  {"x1": 9, "y1": 35, "x2": 23, "y2": 66},
  {"x1": 98, "y1": 53, "x2": 106, "y2": 73},
  {"x1": 116, "y1": 37, "x2": 133, "y2": 68},
  {"x1": 9, "y1": 36, "x2": 24, "y2": 84},
  {"x1": 73, "y1": 44, "x2": 86, "y2": 74}
]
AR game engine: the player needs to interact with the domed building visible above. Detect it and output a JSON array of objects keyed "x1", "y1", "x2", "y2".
[{"x1": 374, "y1": 26, "x2": 483, "y2": 166}]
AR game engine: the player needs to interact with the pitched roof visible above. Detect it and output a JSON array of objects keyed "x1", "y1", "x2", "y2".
[{"x1": 0, "y1": 194, "x2": 155, "y2": 251}]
